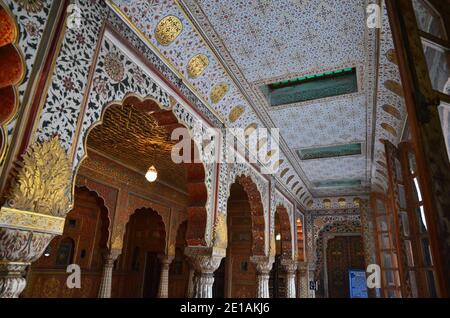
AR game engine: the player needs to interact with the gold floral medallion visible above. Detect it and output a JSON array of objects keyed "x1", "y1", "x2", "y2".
[{"x1": 155, "y1": 15, "x2": 183, "y2": 46}]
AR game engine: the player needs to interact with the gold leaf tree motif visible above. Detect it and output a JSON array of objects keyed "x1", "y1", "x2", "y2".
[
  {"x1": 155, "y1": 15, "x2": 183, "y2": 46},
  {"x1": 382, "y1": 104, "x2": 402, "y2": 120},
  {"x1": 244, "y1": 123, "x2": 258, "y2": 136},
  {"x1": 13, "y1": 0, "x2": 44, "y2": 12},
  {"x1": 213, "y1": 213, "x2": 227, "y2": 249},
  {"x1": 7, "y1": 137, "x2": 72, "y2": 217},
  {"x1": 270, "y1": 233, "x2": 276, "y2": 257},
  {"x1": 381, "y1": 122, "x2": 398, "y2": 137}
]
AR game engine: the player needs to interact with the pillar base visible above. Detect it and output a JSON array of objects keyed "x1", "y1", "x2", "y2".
[{"x1": 0, "y1": 225, "x2": 55, "y2": 298}]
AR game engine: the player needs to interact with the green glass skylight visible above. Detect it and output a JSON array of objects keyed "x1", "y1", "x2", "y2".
[
  {"x1": 313, "y1": 179, "x2": 362, "y2": 188},
  {"x1": 261, "y1": 67, "x2": 357, "y2": 106},
  {"x1": 297, "y1": 143, "x2": 362, "y2": 160}
]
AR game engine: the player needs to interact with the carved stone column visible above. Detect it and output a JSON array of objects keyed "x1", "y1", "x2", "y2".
[
  {"x1": 251, "y1": 256, "x2": 274, "y2": 298},
  {"x1": 157, "y1": 255, "x2": 174, "y2": 298},
  {"x1": 186, "y1": 265, "x2": 195, "y2": 298},
  {"x1": 185, "y1": 246, "x2": 225, "y2": 298},
  {"x1": 98, "y1": 249, "x2": 121, "y2": 298},
  {"x1": 296, "y1": 261, "x2": 309, "y2": 298},
  {"x1": 281, "y1": 258, "x2": 297, "y2": 298}
]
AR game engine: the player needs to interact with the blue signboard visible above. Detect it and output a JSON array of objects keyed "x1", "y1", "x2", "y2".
[{"x1": 348, "y1": 269, "x2": 369, "y2": 298}]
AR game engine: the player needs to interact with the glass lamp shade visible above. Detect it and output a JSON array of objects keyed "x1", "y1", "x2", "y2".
[{"x1": 145, "y1": 166, "x2": 158, "y2": 182}]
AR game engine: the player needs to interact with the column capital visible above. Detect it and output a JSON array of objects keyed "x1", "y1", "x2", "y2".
[
  {"x1": 158, "y1": 254, "x2": 175, "y2": 265},
  {"x1": 297, "y1": 261, "x2": 308, "y2": 273},
  {"x1": 281, "y1": 258, "x2": 297, "y2": 274},
  {"x1": 105, "y1": 249, "x2": 121, "y2": 261},
  {"x1": 184, "y1": 246, "x2": 225, "y2": 274},
  {"x1": 250, "y1": 256, "x2": 274, "y2": 274}
]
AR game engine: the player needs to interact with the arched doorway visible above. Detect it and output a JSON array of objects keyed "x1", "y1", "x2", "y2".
[
  {"x1": 270, "y1": 204, "x2": 293, "y2": 298},
  {"x1": 314, "y1": 220, "x2": 364, "y2": 298},
  {"x1": 113, "y1": 208, "x2": 166, "y2": 298},
  {"x1": 325, "y1": 235, "x2": 365, "y2": 298},
  {"x1": 83, "y1": 97, "x2": 209, "y2": 247},
  {"x1": 23, "y1": 187, "x2": 110, "y2": 298},
  {"x1": 213, "y1": 175, "x2": 265, "y2": 298},
  {"x1": 77, "y1": 96, "x2": 209, "y2": 297}
]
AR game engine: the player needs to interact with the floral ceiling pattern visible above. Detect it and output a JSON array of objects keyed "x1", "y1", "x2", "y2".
[{"x1": 107, "y1": 0, "x2": 407, "y2": 207}]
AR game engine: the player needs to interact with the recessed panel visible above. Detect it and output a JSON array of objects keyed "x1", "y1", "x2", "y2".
[
  {"x1": 261, "y1": 68, "x2": 357, "y2": 106},
  {"x1": 297, "y1": 143, "x2": 362, "y2": 160},
  {"x1": 314, "y1": 179, "x2": 362, "y2": 188}
]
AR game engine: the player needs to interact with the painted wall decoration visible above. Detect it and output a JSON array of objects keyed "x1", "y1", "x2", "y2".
[{"x1": 0, "y1": 0, "x2": 52, "y2": 171}]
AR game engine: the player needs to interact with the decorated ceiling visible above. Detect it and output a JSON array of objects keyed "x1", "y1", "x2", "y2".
[
  {"x1": 108, "y1": 0, "x2": 407, "y2": 208},
  {"x1": 87, "y1": 103, "x2": 187, "y2": 191}
]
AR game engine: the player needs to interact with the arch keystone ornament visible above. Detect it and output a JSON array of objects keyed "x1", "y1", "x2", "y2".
[{"x1": 0, "y1": 137, "x2": 72, "y2": 298}]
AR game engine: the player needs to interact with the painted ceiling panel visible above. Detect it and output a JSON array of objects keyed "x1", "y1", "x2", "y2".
[
  {"x1": 192, "y1": 0, "x2": 366, "y2": 83},
  {"x1": 271, "y1": 95, "x2": 366, "y2": 149},
  {"x1": 301, "y1": 156, "x2": 366, "y2": 182},
  {"x1": 109, "y1": 0, "x2": 407, "y2": 207}
]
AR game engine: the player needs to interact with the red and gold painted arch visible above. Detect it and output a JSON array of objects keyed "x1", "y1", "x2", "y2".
[
  {"x1": 81, "y1": 95, "x2": 209, "y2": 249},
  {"x1": 0, "y1": 4, "x2": 25, "y2": 160},
  {"x1": 275, "y1": 204, "x2": 293, "y2": 259},
  {"x1": 232, "y1": 175, "x2": 266, "y2": 256}
]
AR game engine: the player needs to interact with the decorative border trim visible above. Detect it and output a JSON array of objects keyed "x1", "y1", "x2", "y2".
[{"x1": 0, "y1": 207, "x2": 65, "y2": 235}]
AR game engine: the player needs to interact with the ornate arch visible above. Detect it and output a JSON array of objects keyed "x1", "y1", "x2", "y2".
[
  {"x1": 233, "y1": 174, "x2": 266, "y2": 256},
  {"x1": 224, "y1": 162, "x2": 269, "y2": 218},
  {"x1": 274, "y1": 204, "x2": 293, "y2": 260},
  {"x1": 45, "y1": 35, "x2": 216, "y2": 248},
  {"x1": 313, "y1": 219, "x2": 362, "y2": 282},
  {"x1": 110, "y1": 194, "x2": 170, "y2": 251},
  {"x1": 75, "y1": 176, "x2": 117, "y2": 222},
  {"x1": 0, "y1": 4, "x2": 25, "y2": 162},
  {"x1": 270, "y1": 189, "x2": 295, "y2": 259},
  {"x1": 213, "y1": 161, "x2": 269, "y2": 253}
]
